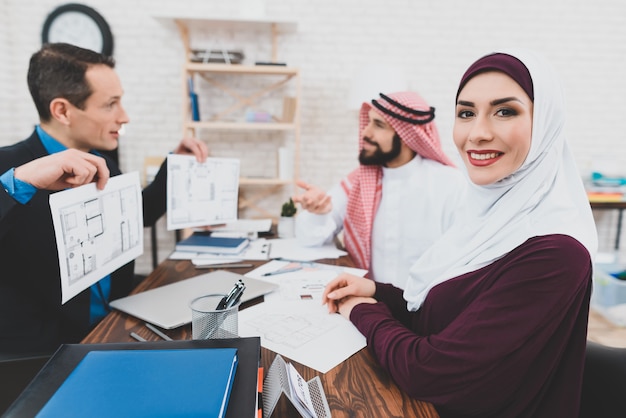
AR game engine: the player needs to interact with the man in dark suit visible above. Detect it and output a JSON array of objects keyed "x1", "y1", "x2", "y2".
[{"x1": 0, "y1": 43, "x2": 208, "y2": 355}]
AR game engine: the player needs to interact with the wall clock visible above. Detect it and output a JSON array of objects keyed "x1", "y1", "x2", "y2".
[{"x1": 41, "y1": 3, "x2": 114, "y2": 56}]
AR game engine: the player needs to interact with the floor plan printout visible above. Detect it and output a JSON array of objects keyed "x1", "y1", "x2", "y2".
[
  {"x1": 49, "y1": 172, "x2": 143, "y2": 304},
  {"x1": 166, "y1": 154, "x2": 240, "y2": 230},
  {"x1": 238, "y1": 299, "x2": 366, "y2": 373},
  {"x1": 239, "y1": 260, "x2": 368, "y2": 373}
]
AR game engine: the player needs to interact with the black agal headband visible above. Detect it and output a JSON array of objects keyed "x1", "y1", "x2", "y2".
[{"x1": 371, "y1": 93, "x2": 435, "y2": 125}]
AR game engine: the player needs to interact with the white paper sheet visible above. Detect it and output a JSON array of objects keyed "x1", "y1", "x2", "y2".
[
  {"x1": 266, "y1": 238, "x2": 347, "y2": 261},
  {"x1": 246, "y1": 259, "x2": 368, "y2": 297},
  {"x1": 239, "y1": 260, "x2": 368, "y2": 373},
  {"x1": 210, "y1": 218, "x2": 272, "y2": 233},
  {"x1": 49, "y1": 172, "x2": 143, "y2": 304},
  {"x1": 169, "y1": 238, "x2": 272, "y2": 262},
  {"x1": 166, "y1": 155, "x2": 240, "y2": 230},
  {"x1": 238, "y1": 299, "x2": 366, "y2": 374}
]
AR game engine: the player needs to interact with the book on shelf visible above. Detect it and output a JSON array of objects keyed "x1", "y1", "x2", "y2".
[
  {"x1": 587, "y1": 191, "x2": 625, "y2": 203},
  {"x1": 5, "y1": 338, "x2": 261, "y2": 418},
  {"x1": 586, "y1": 184, "x2": 626, "y2": 203},
  {"x1": 188, "y1": 76, "x2": 200, "y2": 121},
  {"x1": 175, "y1": 232, "x2": 250, "y2": 254}
]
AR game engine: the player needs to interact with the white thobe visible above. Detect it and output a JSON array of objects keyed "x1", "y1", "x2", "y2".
[{"x1": 295, "y1": 155, "x2": 466, "y2": 289}]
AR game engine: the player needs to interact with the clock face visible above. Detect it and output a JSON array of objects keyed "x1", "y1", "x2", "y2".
[
  {"x1": 42, "y1": 4, "x2": 114, "y2": 56},
  {"x1": 46, "y1": 11, "x2": 104, "y2": 54}
]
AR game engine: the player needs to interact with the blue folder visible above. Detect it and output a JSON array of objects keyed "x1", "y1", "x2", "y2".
[{"x1": 36, "y1": 348, "x2": 238, "y2": 418}]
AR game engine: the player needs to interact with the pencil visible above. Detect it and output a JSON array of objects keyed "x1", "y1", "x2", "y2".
[{"x1": 130, "y1": 332, "x2": 146, "y2": 342}]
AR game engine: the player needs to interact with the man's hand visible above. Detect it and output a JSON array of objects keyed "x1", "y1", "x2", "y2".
[
  {"x1": 292, "y1": 180, "x2": 332, "y2": 214},
  {"x1": 14, "y1": 149, "x2": 110, "y2": 191},
  {"x1": 172, "y1": 137, "x2": 209, "y2": 163}
]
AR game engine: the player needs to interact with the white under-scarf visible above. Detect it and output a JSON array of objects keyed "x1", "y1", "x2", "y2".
[{"x1": 404, "y1": 49, "x2": 598, "y2": 311}]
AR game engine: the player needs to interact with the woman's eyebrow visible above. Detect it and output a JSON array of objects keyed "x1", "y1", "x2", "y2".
[
  {"x1": 457, "y1": 97, "x2": 524, "y2": 107},
  {"x1": 491, "y1": 96, "x2": 522, "y2": 106}
]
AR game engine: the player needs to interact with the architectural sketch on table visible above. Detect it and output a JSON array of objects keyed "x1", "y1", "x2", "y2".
[
  {"x1": 166, "y1": 154, "x2": 240, "y2": 230},
  {"x1": 245, "y1": 311, "x2": 337, "y2": 349},
  {"x1": 238, "y1": 300, "x2": 366, "y2": 373}
]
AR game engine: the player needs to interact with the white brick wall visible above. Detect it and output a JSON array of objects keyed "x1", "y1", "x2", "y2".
[{"x1": 3, "y1": 0, "x2": 626, "y2": 273}]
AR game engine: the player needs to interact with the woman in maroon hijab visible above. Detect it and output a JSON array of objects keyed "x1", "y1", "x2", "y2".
[{"x1": 322, "y1": 50, "x2": 597, "y2": 418}]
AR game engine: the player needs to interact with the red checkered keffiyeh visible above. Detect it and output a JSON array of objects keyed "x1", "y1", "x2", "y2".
[{"x1": 341, "y1": 91, "x2": 454, "y2": 271}]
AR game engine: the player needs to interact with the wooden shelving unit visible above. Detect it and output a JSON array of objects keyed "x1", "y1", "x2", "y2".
[{"x1": 161, "y1": 15, "x2": 300, "y2": 219}]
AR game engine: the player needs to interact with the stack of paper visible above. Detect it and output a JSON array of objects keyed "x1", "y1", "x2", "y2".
[{"x1": 175, "y1": 232, "x2": 249, "y2": 255}]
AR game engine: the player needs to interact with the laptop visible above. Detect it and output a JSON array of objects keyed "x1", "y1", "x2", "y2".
[{"x1": 109, "y1": 270, "x2": 278, "y2": 329}]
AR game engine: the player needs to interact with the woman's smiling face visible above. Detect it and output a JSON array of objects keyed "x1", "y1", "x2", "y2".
[{"x1": 454, "y1": 71, "x2": 534, "y2": 186}]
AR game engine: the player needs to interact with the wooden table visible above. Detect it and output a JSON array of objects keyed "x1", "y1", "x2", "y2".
[{"x1": 82, "y1": 258, "x2": 439, "y2": 418}]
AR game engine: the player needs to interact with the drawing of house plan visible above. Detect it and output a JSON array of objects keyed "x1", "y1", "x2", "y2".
[
  {"x1": 238, "y1": 300, "x2": 366, "y2": 373},
  {"x1": 50, "y1": 172, "x2": 143, "y2": 304},
  {"x1": 166, "y1": 154, "x2": 240, "y2": 230}
]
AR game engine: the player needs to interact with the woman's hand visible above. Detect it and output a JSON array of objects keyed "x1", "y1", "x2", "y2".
[
  {"x1": 322, "y1": 273, "x2": 376, "y2": 314},
  {"x1": 335, "y1": 296, "x2": 377, "y2": 320}
]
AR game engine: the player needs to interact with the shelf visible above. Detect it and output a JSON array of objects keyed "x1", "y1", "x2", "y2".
[
  {"x1": 185, "y1": 121, "x2": 296, "y2": 131},
  {"x1": 166, "y1": 15, "x2": 300, "y2": 219},
  {"x1": 186, "y1": 63, "x2": 299, "y2": 76},
  {"x1": 155, "y1": 15, "x2": 297, "y2": 34}
]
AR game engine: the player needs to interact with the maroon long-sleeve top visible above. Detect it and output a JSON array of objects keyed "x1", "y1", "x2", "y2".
[{"x1": 350, "y1": 234, "x2": 592, "y2": 418}]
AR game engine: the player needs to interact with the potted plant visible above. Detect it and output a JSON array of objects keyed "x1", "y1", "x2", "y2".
[
  {"x1": 281, "y1": 198, "x2": 297, "y2": 217},
  {"x1": 278, "y1": 198, "x2": 297, "y2": 238}
]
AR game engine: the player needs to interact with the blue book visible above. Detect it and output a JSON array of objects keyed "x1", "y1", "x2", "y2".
[
  {"x1": 36, "y1": 348, "x2": 238, "y2": 418},
  {"x1": 188, "y1": 76, "x2": 200, "y2": 121},
  {"x1": 175, "y1": 233, "x2": 249, "y2": 254}
]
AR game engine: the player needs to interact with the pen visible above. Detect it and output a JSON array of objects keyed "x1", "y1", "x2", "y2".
[
  {"x1": 205, "y1": 280, "x2": 246, "y2": 339},
  {"x1": 195, "y1": 263, "x2": 254, "y2": 269},
  {"x1": 262, "y1": 266, "x2": 303, "y2": 276},
  {"x1": 130, "y1": 332, "x2": 146, "y2": 342},
  {"x1": 216, "y1": 279, "x2": 246, "y2": 310},
  {"x1": 226, "y1": 283, "x2": 246, "y2": 308},
  {"x1": 145, "y1": 322, "x2": 173, "y2": 341}
]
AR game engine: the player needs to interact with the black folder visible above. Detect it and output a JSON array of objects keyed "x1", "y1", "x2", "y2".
[{"x1": 4, "y1": 337, "x2": 261, "y2": 418}]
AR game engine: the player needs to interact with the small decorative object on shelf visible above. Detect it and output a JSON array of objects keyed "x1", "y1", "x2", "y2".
[
  {"x1": 278, "y1": 198, "x2": 297, "y2": 238},
  {"x1": 190, "y1": 49, "x2": 244, "y2": 64}
]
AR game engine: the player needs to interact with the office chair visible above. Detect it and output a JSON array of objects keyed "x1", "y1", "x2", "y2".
[
  {"x1": 0, "y1": 353, "x2": 51, "y2": 414},
  {"x1": 580, "y1": 341, "x2": 626, "y2": 418}
]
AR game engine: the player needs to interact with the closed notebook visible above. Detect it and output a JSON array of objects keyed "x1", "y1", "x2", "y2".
[
  {"x1": 176, "y1": 233, "x2": 249, "y2": 254},
  {"x1": 36, "y1": 348, "x2": 238, "y2": 418}
]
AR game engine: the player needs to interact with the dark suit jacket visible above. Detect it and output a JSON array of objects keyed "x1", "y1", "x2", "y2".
[
  {"x1": 0, "y1": 178, "x2": 18, "y2": 238},
  {"x1": 0, "y1": 130, "x2": 168, "y2": 355}
]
